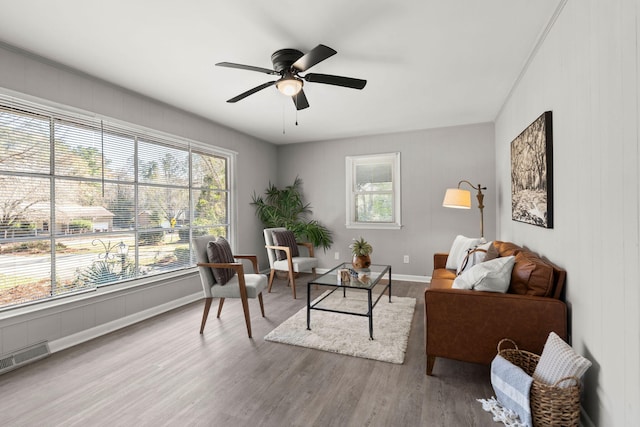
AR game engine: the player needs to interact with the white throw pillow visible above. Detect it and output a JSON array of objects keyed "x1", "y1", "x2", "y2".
[
  {"x1": 445, "y1": 235, "x2": 483, "y2": 270},
  {"x1": 452, "y1": 256, "x2": 515, "y2": 293},
  {"x1": 456, "y1": 240, "x2": 494, "y2": 275},
  {"x1": 533, "y1": 332, "x2": 592, "y2": 388}
]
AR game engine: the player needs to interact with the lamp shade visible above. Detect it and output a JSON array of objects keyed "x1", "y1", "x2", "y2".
[
  {"x1": 443, "y1": 188, "x2": 471, "y2": 209},
  {"x1": 276, "y1": 77, "x2": 303, "y2": 96}
]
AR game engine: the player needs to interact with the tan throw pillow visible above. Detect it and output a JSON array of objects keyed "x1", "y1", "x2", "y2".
[
  {"x1": 272, "y1": 230, "x2": 299, "y2": 261},
  {"x1": 483, "y1": 241, "x2": 500, "y2": 262},
  {"x1": 533, "y1": 332, "x2": 592, "y2": 387},
  {"x1": 493, "y1": 241, "x2": 523, "y2": 257},
  {"x1": 509, "y1": 251, "x2": 555, "y2": 297},
  {"x1": 206, "y1": 237, "x2": 236, "y2": 285}
]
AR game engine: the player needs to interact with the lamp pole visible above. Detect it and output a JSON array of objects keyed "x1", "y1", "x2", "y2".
[{"x1": 458, "y1": 180, "x2": 487, "y2": 239}]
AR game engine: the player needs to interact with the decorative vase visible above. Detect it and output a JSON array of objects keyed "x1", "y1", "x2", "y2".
[{"x1": 352, "y1": 254, "x2": 371, "y2": 269}]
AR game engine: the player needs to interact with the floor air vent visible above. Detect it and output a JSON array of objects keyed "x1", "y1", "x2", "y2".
[{"x1": 0, "y1": 341, "x2": 50, "y2": 375}]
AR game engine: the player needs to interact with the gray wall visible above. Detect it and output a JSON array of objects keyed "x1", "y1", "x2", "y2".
[
  {"x1": 0, "y1": 44, "x2": 277, "y2": 355},
  {"x1": 494, "y1": 1, "x2": 640, "y2": 425},
  {"x1": 276, "y1": 123, "x2": 495, "y2": 277}
]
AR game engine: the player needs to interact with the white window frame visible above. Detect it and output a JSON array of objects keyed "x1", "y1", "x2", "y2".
[
  {"x1": 0, "y1": 90, "x2": 237, "y2": 310},
  {"x1": 345, "y1": 152, "x2": 401, "y2": 230}
]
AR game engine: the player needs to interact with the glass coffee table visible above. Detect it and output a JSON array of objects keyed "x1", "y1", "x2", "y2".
[{"x1": 307, "y1": 262, "x2": 392, "y2": 340}]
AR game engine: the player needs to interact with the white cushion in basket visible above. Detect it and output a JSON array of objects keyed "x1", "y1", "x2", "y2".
[
  {"x1": 533, "y1": 332, "x2": 592, "y2": 388},
  {"x1": 452, "y1": 256, "x2": 515, "y2": 293},
  {"x1": 445, "y1": 235, "x2": 483, "y2": 270}
]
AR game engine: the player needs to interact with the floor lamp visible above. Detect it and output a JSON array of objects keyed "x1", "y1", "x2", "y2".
[{"x1": 442, "y1": 180, "x2": 487, "y2": 240}]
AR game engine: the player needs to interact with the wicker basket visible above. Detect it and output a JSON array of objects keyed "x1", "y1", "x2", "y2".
[{"x1": 497, "y1": 339, "x2": 581, "y2": 426}]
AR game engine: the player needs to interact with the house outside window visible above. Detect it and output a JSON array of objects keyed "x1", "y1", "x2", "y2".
[
  {"x1": 0, "y1": 98, "x2": 234, "y2": 310},
  {"x1": 346, "y1": 152, "x2": 401, "y2": 229}
]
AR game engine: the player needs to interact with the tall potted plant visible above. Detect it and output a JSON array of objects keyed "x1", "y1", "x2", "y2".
[{"x1": 251, "y1": 177, "x2": 332, "y2": 250}]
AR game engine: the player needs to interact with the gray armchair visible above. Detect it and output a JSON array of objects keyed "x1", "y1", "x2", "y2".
[
  {"x1": 263, "y1": 227, "x2": 318, "y2": 299},
  {"x1": 194, "y1": 235, "x2": 267, "y2": 338}
]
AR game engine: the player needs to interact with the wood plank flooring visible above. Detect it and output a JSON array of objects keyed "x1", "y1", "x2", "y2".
[{"x1": 0, "y1": 275, "x2": 496, "y2": 427}]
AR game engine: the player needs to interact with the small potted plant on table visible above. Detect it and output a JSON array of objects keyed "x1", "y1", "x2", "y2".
[{"x1": 350, "y1": 237, "x2": 372, "y2": 269}]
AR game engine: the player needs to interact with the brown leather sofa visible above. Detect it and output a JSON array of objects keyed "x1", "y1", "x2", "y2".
[{"x1": 425, "y1": 241, "x2": 568, "y2": 375}]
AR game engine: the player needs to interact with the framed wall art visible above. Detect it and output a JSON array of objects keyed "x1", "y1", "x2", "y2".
[{"x1": 511, "y1": 111, "x2": 553, "y2": 228}]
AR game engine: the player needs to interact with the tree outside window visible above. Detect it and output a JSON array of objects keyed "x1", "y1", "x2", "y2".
[{"x1": 0, "y1": 103, "x2": 232, "y2": 309}]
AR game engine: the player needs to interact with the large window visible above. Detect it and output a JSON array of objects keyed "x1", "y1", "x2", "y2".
[
  {"x1": 0, "y1": 100, "x2": 233, "y2": 309},
  {"x1": 345, "y1": 152, "x2": 401, "y2": 229}
]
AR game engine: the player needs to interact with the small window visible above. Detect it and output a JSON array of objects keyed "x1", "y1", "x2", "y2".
[{"x1": 346, "y1": 152, "x2": 401, "y2": 229}]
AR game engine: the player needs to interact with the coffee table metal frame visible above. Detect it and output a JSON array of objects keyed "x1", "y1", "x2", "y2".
[{"x1": 306, "y1": 262, "x2": 392, "y2": 340}]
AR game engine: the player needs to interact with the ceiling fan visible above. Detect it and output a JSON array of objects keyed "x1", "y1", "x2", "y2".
[{"x1": 216, "y1": 44, "x2": 367, "y2": 110}]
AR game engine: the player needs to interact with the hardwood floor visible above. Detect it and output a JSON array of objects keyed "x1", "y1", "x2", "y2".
[{"x1": 0, "y1": 275, "x2": 496, "y2": 427}]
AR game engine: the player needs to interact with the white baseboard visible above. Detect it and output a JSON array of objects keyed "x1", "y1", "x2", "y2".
[
  {"x1": 260, "y1": 267, "x2": 431, "y2": 284},
  {"x1": 393, "y1": 273, "x2": 431, "y2": 283},
  {"x1": 49, "y1": 292, "x2": 202, "y2": 353}
]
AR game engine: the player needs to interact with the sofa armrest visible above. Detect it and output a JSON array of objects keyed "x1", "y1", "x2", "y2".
[
  {"x1": 424, "y1": 288, "x2": 567, "y2": 374},
  {"x1": 434, "y1": 253, "x2": 449, "y2": 270}
]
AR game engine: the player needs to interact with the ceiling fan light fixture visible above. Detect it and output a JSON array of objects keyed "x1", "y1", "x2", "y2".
[
  {"x1": 276, "y1": 76, "x2": 303, "y2": 96},
  {"x1": 217, "y1": 44, "x2": 366, "y2": 110}
]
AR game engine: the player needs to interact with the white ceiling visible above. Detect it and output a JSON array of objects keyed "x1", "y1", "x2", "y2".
[{"x1": 0, "y1": 0, "x2": 560, "y2": 145}]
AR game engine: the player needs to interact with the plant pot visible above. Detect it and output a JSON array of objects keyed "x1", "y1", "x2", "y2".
[{"x1": 352, "y1": 254, "x2": 371, "y2": 269}]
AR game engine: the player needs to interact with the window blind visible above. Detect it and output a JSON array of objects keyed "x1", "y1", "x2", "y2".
[{"x1": 0, "y1": 98, "x2": 232, "y2": 309}]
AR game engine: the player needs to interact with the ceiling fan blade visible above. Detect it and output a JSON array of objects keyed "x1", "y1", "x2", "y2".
[
  {"x1": 227, "y1": 81, "x2": 276, "y2": 103},
  {"x1": 304, "y1": 73, "x2": 367, "y2": 90},
  {"x1": 292, "y1": 89, "x2": 310, "y2": 110},
  {"x1": 292, "y1": 44, "x2": 337, "y2": 72},
  {"x1": 216, "y1": 62, "x2": 278, "y2": 75}
]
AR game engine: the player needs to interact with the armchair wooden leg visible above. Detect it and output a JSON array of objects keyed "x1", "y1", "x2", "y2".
[
  {"x1": 267, "y1": 269, "x2": 276, "y2": 293},
  {"x1": 258, "y1": 292, "x2": 265, "y2": 317},
  {"x1": 426, "y1": 355, "x2": 436, "y2": 376},
  {"x1": 240, "y1": 295, "x2": 252, "y2": 338},
  {"x1": 216, "y1": 298, "x2": 225, "y2": 318},
  {"x1": 200, "y1": 297, "x2": 213, "y2": 334},
  {"x1": 288, "y1": 269, "x2": 297, "y2": 299},
  {"x1": 312, "y1": 267, "x2": 318, "y2": 290}
]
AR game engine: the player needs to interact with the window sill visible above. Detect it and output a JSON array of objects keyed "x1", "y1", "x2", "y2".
[
  {"x1": 0, "y1": 268, "x2": 199, "y2": 322},
  {"x1": 346, "y1": 223, "x2": 402, "y2": 230}
]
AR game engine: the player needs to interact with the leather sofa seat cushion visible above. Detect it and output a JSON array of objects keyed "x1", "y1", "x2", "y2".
[
  {"x1": 509, "y1": 251, "x2": 556, "y2": 297},
  {"x1": 432, "y1": 268, "x2": 456, "y2": 280},
  {"x1": 430, "y1": 268, "x2": 456, "y2": 289},
  {"x1": 429, "y1": 277, "x2": 454, "y2": 290}
]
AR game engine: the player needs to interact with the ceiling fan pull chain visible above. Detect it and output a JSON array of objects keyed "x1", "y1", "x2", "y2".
[
  {"x1": 282, "y1": 99, "x2": 286, "y2": 134},
  {"x1": 295, "y1": 97, "x2": 299, "y2": 126}
]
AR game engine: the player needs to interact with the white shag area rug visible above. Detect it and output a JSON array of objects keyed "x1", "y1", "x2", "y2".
[{"x1": 265, "y1": 290, "x2": 416, "y2": 364}]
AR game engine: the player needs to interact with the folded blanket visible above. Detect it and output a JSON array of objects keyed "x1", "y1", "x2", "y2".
[{"x1": 491, "y1": 354, "x2": 533, "y2": 427}]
